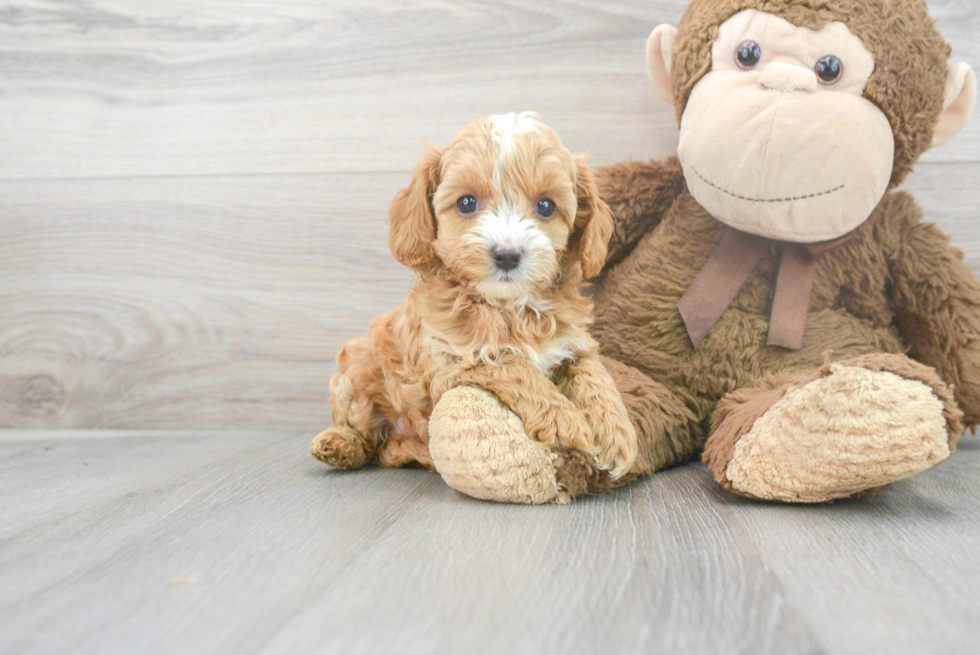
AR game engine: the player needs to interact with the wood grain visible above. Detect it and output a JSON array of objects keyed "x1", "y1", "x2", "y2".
[
  {"x1": 2, "y1": 164, "x2": 978, "y2": 429},
  {"x1": 0, "y1": 0, "x2": 978, "y2": 429},
  {"x1": 1, "y1": 429, "x2": 978, "y2": 655},
  {"x1": 0, "y1": 0, "x2": 975, "y2": 181}
]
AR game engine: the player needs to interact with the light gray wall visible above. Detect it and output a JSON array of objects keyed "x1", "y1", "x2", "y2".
[{"x1": 1, "y1": 0, "x2": 978, "y2": 429}]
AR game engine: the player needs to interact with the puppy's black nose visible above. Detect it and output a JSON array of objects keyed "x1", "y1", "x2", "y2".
[{"x1": 492, "y1": 247, "x2": 523, "y2": 272}]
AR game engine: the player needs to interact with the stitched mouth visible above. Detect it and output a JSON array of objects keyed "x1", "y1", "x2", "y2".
[{"x1": 692, "y1": 167, "x2": 845, "y2": 204}]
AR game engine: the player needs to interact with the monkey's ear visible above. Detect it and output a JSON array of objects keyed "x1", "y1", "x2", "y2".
[
  {"x1": 574, "y1": 157, "x2": 613, "y2": 279},
  {"x1": 388, "y1": 146, "x2": 444, "y2": 269},
  {"x1": 932, "y1": 63, "x2": 976, "y2": 148},
  {"x1": 646, "y1": 24, "x2": 678, "y2": 104}
]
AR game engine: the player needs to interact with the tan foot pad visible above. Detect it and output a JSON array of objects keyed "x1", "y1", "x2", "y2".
[
  {"x1": 726, "y1": 365, "x2": 950, "y2": 503},
  {"x1": 428, "y1": 386, "x2": 563, "y2": 505}
]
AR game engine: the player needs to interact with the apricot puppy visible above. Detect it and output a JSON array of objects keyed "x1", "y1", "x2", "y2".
[{"x1": 310, "y1": 112, "x2": 637, "y2": 479}]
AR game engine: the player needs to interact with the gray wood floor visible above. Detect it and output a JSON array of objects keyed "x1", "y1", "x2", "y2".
[
  {"x1": 2, "y1": 430, "x2": 979, "y2": 655},
  {"x1": 2, "y1": 1, "x2": 980, "y2": 654}
]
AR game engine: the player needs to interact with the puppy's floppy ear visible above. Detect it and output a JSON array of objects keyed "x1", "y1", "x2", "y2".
[
  {"x1": 573, "y1": 156, "x2": 613, "y2": 279},
  {"x1": 389, "y1": 145, "x2": 445, "y2": 269}
]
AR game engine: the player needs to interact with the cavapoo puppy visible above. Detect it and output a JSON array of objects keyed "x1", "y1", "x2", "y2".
[{"x1": 310, "y1": 112, "x2": 637, "y2": 479}]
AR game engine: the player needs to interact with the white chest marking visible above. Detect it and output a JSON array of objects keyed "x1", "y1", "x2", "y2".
[{"x1": 532, "y1": 338, "x2": 582, "y2": 375}]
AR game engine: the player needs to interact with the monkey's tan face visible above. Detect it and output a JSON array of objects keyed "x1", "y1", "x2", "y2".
[{"x1": 677, "y1": 10, "x2": 895, "y2": 243}]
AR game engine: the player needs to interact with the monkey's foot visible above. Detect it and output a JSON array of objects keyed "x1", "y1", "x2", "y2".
[
  {"x1": 428, "y1": 386, "x2": 565, "y2": 504},
  {"x1": 705, "y1": 355, "x2": 960, "y2": 503}
]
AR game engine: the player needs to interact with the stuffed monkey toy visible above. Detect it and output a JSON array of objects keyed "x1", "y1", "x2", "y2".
[{"x1": 426, "y1": 0, "x2": 979, "y2": 504}]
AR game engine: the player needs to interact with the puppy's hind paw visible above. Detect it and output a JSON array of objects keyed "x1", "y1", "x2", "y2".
[
  {"x1": 594, "y1": 424, "x2": 638, "y2": 480},
  {"x1": 310, "y1": 426, "x2": 373, "y2": 469}
]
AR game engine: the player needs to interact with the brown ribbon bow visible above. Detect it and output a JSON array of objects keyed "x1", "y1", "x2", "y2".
[{"x1": 678, "y1": 227, "x2": 851, "y2": 350}]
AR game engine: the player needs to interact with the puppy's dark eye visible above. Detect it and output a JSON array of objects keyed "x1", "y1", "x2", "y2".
[
  {"x1": 736, "y1": 41, "x2": 762, "y2": 70},
  {"x1": 456, "y1": 195, "x2": 478, "y2": 215},
  {"x1": 815, "y1": 55, "x2": 844, "y2": 84},
  {"x1": 536, "y1": 198, "x2": 556, "y2": 219}
]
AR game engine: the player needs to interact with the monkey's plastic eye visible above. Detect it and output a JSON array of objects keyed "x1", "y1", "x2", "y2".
[
  {"x1": 736, "y1": 41, "x2": 762, "y2": 69},
  {"x1": 536, "y1": 198, "x2": 556, "y2": 219},
  {"x1": 456, "y1": 195, "x2": 478, "y2": 215},
  {"x1": 815, "y1": 55, "x2": 844, "y2": 84}
]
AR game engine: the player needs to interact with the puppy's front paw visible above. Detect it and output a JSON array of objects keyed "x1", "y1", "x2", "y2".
[
  {"x1": 593, "y1": 419, "x2": 638, "y2": 480},
  {"x1": 551, "y1": 410, "x2": 602, "y2": 464},
  {"x1": 524, "y1": 404, "x2": 595, "y2": 456},
  {"x1": 310, "y1": 426, "x2": 372, "y2": 469}
]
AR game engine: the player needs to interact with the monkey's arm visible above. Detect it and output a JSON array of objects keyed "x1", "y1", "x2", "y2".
[
  {"x1": 596, "y1": 156, "x2": 686, "y2": 268},
  {"x1": 885, "y1": 196, "x2": 980, "y2": 427}
]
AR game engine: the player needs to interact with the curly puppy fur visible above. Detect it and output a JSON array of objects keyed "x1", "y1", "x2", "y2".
[{"x1": 312, "y1": 114, "x2": 638, "y2": 479}]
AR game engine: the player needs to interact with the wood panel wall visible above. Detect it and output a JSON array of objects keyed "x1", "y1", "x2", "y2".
[{"x1": 1, "y1": 0, "x2": 977, "y2": 429}]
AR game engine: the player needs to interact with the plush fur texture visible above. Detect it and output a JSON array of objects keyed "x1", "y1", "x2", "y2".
[
  {"x1": 724, "y1": 366, "x2": 950, "y2": 502},
  {"x1": 674, "y1": 9, "x2": 897, "y2": 243},
  {"x1": 312, "y1": 114, "x2": 639, "y2": 481},
  {"x1": 705, "y1": 353, "x2": 964, "y2": 502},
  {"x1": 429, "y1": 386, "x2": 564, "y2": 504},
  {"x1": 671, "y1": 0, "x2": 951, "y2": 188},
  {"x1": 426, "y1": 0, "x2": 978, "y2": 504},
  {"x1": 593, "y1": 164, "x2": 979, "y2": 491}
]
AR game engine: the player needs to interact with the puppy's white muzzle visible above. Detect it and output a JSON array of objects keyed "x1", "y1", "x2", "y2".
[{"x1": 480, "y1": 211, "x2": 550, "y2": 278}]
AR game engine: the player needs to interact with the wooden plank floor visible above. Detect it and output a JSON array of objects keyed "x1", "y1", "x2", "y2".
[{"x1": 0, "y1": 430, "x2": 978, "y2": 655}]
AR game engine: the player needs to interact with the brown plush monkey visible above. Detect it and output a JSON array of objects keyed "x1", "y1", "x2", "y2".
[{"x1": 426, "y1": 0, "x2": 979, "y2": 504}]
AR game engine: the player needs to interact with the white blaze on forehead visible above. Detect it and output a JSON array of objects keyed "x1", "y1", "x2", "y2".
[
  {"x1": 489, "y1": 112, "x2": 540, "y2": 186},
  {"x1": 490, "y1": 111, "x2": 540, "y2": 144}
]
